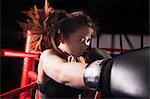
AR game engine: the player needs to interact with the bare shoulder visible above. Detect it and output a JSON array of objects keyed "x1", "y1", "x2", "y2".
[
  {"x1": 41, "y1": 49, "x2": 55, "y2": 56},
  {"x1": 40, "y1": 49, "x2": 66, "y2": 67},
  {"x1": 39, "y1": 49, "x2": 67, "y2": 82},
  {"x1": 40, "y1": 49, "x2": 57, "y2": 60}
]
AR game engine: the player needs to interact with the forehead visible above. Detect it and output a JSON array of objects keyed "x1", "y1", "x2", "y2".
[{"x1": 73, "y1": 26, "x2": 95, "y2": 37}]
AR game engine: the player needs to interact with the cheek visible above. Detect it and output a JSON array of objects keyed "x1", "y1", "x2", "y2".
[
  {"x1": 71, "y1": 42, "x2": 80, "y2": 51},
  {"x1": 69, "y1": 40, "x2": 78, "y2": 49},
  {"x1": 69, "y1": 39, "x2": 81, "y2": 52}
]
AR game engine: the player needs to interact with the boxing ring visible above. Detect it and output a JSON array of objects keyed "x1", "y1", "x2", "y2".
[{"x1": 0, "y1": 30, "x2": 130, "y2": 99}]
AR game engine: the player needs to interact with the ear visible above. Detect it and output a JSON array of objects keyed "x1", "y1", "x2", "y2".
[{"x1": 59, "y1": 34, "x2": 65, "y2": 43}]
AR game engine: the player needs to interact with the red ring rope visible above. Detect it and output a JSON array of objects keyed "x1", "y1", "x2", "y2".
[
  {"x1": 0, "y1": 81, "x2": 37, "y2": 98},
  {"x1": 0, "y1": 49, "x2": 39, "y2": 60}
]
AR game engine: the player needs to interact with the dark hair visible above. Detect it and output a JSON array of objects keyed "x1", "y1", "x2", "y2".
[
  {"x1": 18, "y1": 0, "x2": 96, "y2": 55},
  {"x1": 58, "y1": 11, "x2": 96, "y2": 39}
]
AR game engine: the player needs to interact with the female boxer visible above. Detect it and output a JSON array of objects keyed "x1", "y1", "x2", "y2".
[
  {"x1": 19, "y1": 0, "x2": 98, "y2": 98},
  {"x1": 20, "y1": 0, "x2": 149, "y2": 98}
]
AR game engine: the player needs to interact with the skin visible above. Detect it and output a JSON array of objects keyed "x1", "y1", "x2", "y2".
[
  {"x1": 62, "y1": 26, "x2": 94, "y2": 57},
  {"x1": 38, "y1": 26, "x2": 95, "y2": 89}
]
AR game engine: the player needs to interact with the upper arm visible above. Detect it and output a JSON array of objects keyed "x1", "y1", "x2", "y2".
[
  {"x1": 40, "y1": 49, "x2": 66, "y2": 82},
  {"x1": 39, "y1": 49, "x2": 87, "y2": 89}
]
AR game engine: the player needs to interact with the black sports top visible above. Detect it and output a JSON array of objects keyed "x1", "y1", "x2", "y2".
[
  {"x1": 38, "y1": 49, "x2": 83, "y2": 98},
  {"x1": 38, "y1": 75, "x2": 83, "y2": 98}
]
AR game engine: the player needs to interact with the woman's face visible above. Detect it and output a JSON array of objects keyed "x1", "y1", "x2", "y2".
[{"x1": 65, "y1": 26, "x2": 95, "y2": 57}]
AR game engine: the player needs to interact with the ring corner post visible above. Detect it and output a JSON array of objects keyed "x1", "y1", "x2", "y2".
[{"x1": 19, "y1": 30, "x2": 36, "y2": 99}]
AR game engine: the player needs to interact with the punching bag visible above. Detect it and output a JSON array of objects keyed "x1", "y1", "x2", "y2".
[{"x1": 100, "y1": 47, "x2": 149, "y2": 98}]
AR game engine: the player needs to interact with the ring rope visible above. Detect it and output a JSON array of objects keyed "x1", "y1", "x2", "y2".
[
  {"x1": 0, "y1": 81, "x2": 37, "y2": 98},
  {"x1": 0, "y1": 49, "x2": 40, "y2": 60}
]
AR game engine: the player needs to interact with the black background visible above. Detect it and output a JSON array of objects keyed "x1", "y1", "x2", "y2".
[{"x1": 1, "y1": 0, "x2": 149, "y2": 48}]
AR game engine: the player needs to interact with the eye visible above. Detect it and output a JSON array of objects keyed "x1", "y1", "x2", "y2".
[
  {"x1": 80, "y1": 38, "x2": 85, "y2": 42},
  {"x1": 85, "y1": 39, "x2": 91, "y2": 46}
]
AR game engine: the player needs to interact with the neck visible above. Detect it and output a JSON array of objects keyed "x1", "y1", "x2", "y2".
[{"x1": 58, "y1": 43, "x2": 76, "y2": 57}]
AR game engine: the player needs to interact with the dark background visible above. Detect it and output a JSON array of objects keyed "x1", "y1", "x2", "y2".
[{"x1": 1, "y1": 0, "x2": 149, "y2": 95}]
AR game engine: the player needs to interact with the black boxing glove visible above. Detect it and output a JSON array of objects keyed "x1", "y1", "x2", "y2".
[
  {"x1": 84, "y1": 48, "x2": 111, "y2": 63},
  {"x1": 84, "y1": 47, "x2": 150, "y2": 98},
  {"x1": 107, "y1": 47, "x2": 150, "y2": 98}
]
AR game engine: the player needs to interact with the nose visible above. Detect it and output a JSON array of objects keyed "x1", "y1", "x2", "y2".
[{"x1": 82, "y1": 39, "x2": 91, "y2": 50}]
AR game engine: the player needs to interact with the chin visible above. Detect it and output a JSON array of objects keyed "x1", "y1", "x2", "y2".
[
  {"x1": 73, "y1": 51, "x2": 84, "y2": 57},
  {"x1": 78, "y1": 52, "x2": 84, "y2": 57}
]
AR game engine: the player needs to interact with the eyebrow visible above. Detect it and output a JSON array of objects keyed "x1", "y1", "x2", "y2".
[
  {"x1": 77, "y1": 31, "x2": 96, "y2": 38},
  {"x1": 91, "y1": 34, "x2": 96, "y2": 38}
]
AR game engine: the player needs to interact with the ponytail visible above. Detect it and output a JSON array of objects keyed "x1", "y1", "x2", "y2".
[{"x1": 18, "y1": 0, "x2": 67, "y2": 54}]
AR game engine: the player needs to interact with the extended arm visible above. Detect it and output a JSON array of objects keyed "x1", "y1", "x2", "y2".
[
  {"x1": 39, "y1": 49, "x2": 87, "y2": 89},
  {"x1": 39, "y1": 47, "x2": 149, "y2": 98}
]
